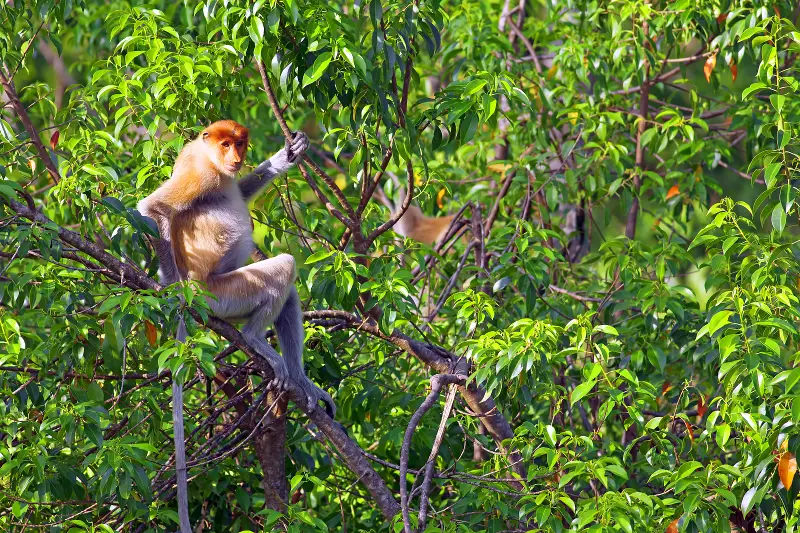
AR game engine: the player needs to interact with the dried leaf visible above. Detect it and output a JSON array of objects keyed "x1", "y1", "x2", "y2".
[
  {"x1": 697, "y1": 395, "x2": 707, "y2": 418},
  {"x1": 662, "y1": 381, "x2": 671, "y2": 395},
  {"x1": 546, "y1": 64, "x2": 558, "y2": 80},
  {"x1": 666, "y1": 518, "x2": 680, "y2": 533},
  {"x1": 50, "y1": 130, "x2": 60, "y2": 150},
  {"x1": 28, "y1": 159, "x2": 36, "y2": 172},
  {"x1": 716, "y1": 13, "x2": 728, "y2": 23},
  {"x1": 487, "y1": 162, "x2": 512, "y2": 173},
  {"x1": 779, "y1": 452, "x2": 797, "y2": 490},
  {"x1": 729, "y1": 59, "x2": 738, "y2": 82},
  {"x1": 436, "y1": 188, "x2": 446, "y2": 209},
  {"x1": 683, "y1": 419, "x2": 694, "y2": 443},
  {"x1": 145, "y1": 321, "x2": 158, "y2": 346},
  {"x1": 704, "y1": 53, "x2": 717, "y2": 83},
  {"x1": 666, "y1": 185, "x2": 680, "y2": 200},
  {"x1": 291, "y1": 489, "x2": 303, "y2": 504},
  {"x1": 568, "y1": 111, "x2": 578, "y2": 125}
]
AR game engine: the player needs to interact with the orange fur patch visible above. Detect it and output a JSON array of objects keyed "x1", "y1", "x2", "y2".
[
  {"x1": 171, "y1": 209, "x2": 232, "y2": 281},
  {"x1": 408, "y1": 215, "x2": 456, "y2": 245}
]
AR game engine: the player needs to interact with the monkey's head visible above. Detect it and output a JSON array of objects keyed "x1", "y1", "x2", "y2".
[{"x1": 202, "y1": 120, "x2": 250, "y2": 177}]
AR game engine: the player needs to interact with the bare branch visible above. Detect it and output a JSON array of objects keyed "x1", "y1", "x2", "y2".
[
  {"x1": 400, "y1": 374, "x2": 465, "y2": 533},
  {"x1": 0, "y1": 64, "x2": 61, "y2": 184}
]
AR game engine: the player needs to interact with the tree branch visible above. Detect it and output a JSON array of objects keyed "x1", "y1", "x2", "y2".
[
  {"x1": 0, "y1": 64, "x2": 61, "y2": 184},
  {"x1": 2, "y1": 197, "x2": 401, "y2": 520},
  {"x1": 400, "y1": 374, "x2": 465, "y2": 533},
  {"x1": 255, "y1": 60, "x2": 357, "y2": 229}
]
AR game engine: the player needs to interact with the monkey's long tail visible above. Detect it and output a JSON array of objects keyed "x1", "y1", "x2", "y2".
[{"x1": 173, "y1": 316, "x2": 191, "y2": 533}]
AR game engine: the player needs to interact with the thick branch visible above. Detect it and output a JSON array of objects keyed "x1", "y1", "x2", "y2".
[{"x1": 303, "y1": 310, "x2": 526, "y2": 483}]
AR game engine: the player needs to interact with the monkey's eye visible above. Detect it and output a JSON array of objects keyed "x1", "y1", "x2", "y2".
[
  {"x1": 222, "y1": 142, "x2": 230, "y2": 148},
  {"x1": 236, "y1": 141, "x2": 244, "y2": 148}
]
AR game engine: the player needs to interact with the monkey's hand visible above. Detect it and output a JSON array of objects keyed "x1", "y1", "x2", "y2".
[
  {"x1": 299, "y1": 378, "x2": 336, "y2": 419},
  {"x1": 285, "y1": 131, "x2": 309, "y2": 163},
  {"x1": 268, "y1": 131, "x2": 309, "y2": 172}
]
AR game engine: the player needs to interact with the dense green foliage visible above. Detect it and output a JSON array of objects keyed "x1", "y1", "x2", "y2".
[{"x1": 3, "y1": 0, "x2": 800, "y2": 531}]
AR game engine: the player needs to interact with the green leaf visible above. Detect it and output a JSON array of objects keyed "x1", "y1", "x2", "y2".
[
  {"x1": 676, "y1": 461, "x2": 702, "y2": 480},
  {"x1": 741, "y1": 486, "x2": 758, "y2": 515},
  {"x1": 302, "y1": 52, "x2": 332, "y2": 87},
  {"x1": 593, "y1": 324, "x2": 619, "y2": 336},
  {"x1": 708, "y1": 310, "x2": 733, "y2": 335},
  {"x1": 305, "y1": 250, "x2": 335, "y2": 264},
  {"x1": 369, "y1": 0, "x2": 382, "y2": 24},
  {"x1": 770, "y1": 94, "x2": 786, "y2": 112},
  {"x1": 463, "y1": 79, "x2": 487, "y2": 96},
  {"x1": 571, "y1": 380, "x2": 596, "y2": 406},
  {"x1": 544, "y1": 425, "x2": 557, "y2": 447},
  {"x1": 742, "y1": 82, "x2": 768, "y2": 99},
  {"x1": 771, "y1": 203, "x2": 786, "y2": 234}
]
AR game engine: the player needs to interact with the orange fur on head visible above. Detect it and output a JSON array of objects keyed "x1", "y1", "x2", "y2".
[
  {"x1": 202, "y1": 120, "x2": 250, "y2": 176},
  {"x1": 165, "y1": 120, "x2": 250, "y2": 206}
]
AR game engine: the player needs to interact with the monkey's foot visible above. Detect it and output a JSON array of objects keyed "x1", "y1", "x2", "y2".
[
  {"x1": 260, "y1": 352, "x2": 289, "y2": 391},
  {"x1": 299, "y1": 378, "x2": 336, "y2": 418}
]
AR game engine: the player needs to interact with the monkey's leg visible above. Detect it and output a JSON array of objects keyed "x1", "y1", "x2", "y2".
[
  {"x1": 206, "y1": 255, "x2": 298, "y2": 390},
  {"x1": 275, "y1": 287, "x2": 336, "y2": 417}
]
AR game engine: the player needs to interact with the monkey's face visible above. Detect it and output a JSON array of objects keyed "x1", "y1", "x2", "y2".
[{"x1": 202, "y1": 120, "x2": 250, "y2": 177}]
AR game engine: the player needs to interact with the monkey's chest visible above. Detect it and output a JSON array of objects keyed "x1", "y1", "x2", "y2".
[{"x1": 172, "y1": 201, "x2": 252, "y2": 280}]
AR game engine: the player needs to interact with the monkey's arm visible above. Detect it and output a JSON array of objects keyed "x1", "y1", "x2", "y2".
[
  {"x1": 137, "y1": 195, "x2": 181, "y2": 285},
  {"x1": 238, "y1": 131, "x2": 309, "y2": 201}
]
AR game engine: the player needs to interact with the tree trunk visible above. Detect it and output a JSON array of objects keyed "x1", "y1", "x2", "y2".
[{"x1": 253, "y1": 394, "x2": 289, "y2": 513}]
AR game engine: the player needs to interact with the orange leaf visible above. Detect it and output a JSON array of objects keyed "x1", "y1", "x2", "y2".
[
  {"x1": 50, "y1": 130, "x2": 60, "y2": 150},
  {"x1": 28, "y1": 159, "x2": 36, "y2": 172},
  {"x1": 145, "y1": 321, "x2": 158, "y2": 347},
  {"x1": 704, "y1": 53, "x2": 717, "y2": 83},
  {"x1": 666, "y1": 518, "x2": 680, "y2": 533},
  {"x1": 683, "y1": 419, "x2": 694, "y2": 443},
  {"x1": 666, "y1": 185, "x2": 680, "y2": 199},
  {"x1": 661, "y1": 381, "x2": 671, "y2": 395},
  {"x1": 779, "y1": 452, "x2": 797, "y2": 490},
  {"x1": 716, "y1": 13, "x2": 728, "y2": 23},
  {"x1": 729, "y1": 60, "x2": 738, "y2": 82},
  {"x1": 774, "y1": 5, "x2": 781, "y2": 17},
  {"x1": 436, "y1": 188, "x2": 446, "y2": 209},
  {"x1": 781, "y1": 438, "x2": 790, "y2": 451},
  {"x1": 696, "y1": 395, "x2": 707, "y2": 418}
]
